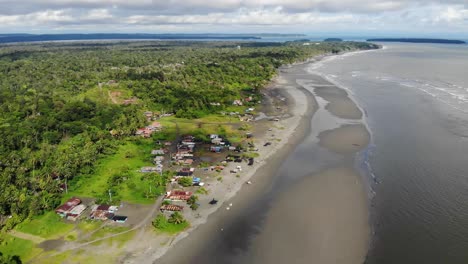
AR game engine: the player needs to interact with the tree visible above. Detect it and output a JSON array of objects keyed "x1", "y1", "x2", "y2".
[
  {"x1": 152, "y1": 214, "x2": 167, "y2": 229},
  {"x1": 168, "y1": 212, "x2": 185, "y2": 225},
  {"x1": 178, "y1": 177, "x2": 192, "y2": 187}
]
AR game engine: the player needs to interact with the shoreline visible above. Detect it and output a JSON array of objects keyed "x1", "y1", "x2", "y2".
[
  {"x1": 124, "y1": 58, "x2": 318, "y2": 264},
  {"x1": 123, "y1": 49, "x2": 375, "y2": 263}
]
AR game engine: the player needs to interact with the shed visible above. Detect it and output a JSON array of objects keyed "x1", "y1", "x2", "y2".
[{"x1": 113, "y1": 215, "x2": 128, "y2": 223}]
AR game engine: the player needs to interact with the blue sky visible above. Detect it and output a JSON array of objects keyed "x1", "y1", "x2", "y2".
[{"x1": 0, "y1": 0, "x2": 467, "y2": 37}]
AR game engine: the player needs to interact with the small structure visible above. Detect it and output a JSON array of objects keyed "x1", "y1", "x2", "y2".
[
  {"x1": 112, "y1": 215, "x2": 128, "y2": 223},
  {"x1": 210, "y1": 146, "x2": 222, "y2": 153},
  {"x1": 66, "y1": 204, "x2": 87, "y2": 221},
  {"x1": 211, "y1": 138, "x2": 223, "y2": 145},
  {"x1": 160, "y1": 204, "x2": 184, "y2": 212},
  {"x1": 151, "y1": 149, "x2": 166, "y2": 155},
  {"x1": 177, "y1": 167, "x2": 194, "y2": 176},
  {"x1": 90, "y1": 204, "x2": 114, "y2": 221},
  {"x1": 141, "y1": 167, "x2": 160, "y2": 173},
  {"x1": 164, "y1": 190, "x2": 193, "y2": 202},
  {"x1": 55, "y1": 197, "x2": 82, "y2": 217}
]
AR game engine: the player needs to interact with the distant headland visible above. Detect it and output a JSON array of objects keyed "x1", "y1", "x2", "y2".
[
  {"x1": 367, "y1": 38, "x2": 466, "y2": 44},
  {"x1": 0, "y1": 33, "x2": 307, "y2": 44}
]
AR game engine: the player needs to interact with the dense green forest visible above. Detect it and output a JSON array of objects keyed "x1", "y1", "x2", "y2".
[{"x1": 0, "y1": 40, "x2": 378, "y2": 231}]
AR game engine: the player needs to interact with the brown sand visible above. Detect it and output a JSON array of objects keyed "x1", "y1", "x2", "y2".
[
  {"x1": 250, "y1": 167, "x2": 369, "y2": 264},
  {"x1": 319, "y1": 124, "x2": 370, "y2": 154}
]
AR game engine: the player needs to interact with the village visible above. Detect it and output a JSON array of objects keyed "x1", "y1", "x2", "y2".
[{"x1": 50, "y1": 93, "x2": 281, "y2": 233}]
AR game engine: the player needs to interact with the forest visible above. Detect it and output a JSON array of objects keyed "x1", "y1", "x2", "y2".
[{"x1": 0, "y1": 40, "x2": 379, "y2": 233}]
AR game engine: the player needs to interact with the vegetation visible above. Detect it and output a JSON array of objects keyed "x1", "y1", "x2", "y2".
[
  {"x1": 152, "y1": 213, "x2": 189, "y2": 234},
  {"x1": 178, "y1": 177, "x2": 193, "y2": 187},
  {"x1": 0, "y1": 40, "x2": 377, "y2": 236}
]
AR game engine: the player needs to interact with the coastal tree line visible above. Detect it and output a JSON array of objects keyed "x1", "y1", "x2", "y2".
[{"x1": 0, "y1": 40, "x2": 378, "y2": 233}]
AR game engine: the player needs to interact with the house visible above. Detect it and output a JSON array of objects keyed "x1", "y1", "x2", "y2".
[
  {"x1": 211, "y1": 138, "x2": 223, "y2": 145},
  {"x1": 177, "y1": 167, "x2": 194, "y2": 176},
  {"x1": 135, "y1": 128, "x2": 153, "y2": 138},
  {"x1": 66, "y1": 204, "x2": 87, "y2": 221},
  {"x1": 154, "y1": 156, "x2": 165, "y2": 162},
  {"x1": 160, "y1": 204, "x2": 184, "y2": 212},
  {"x1": 228, "y1": 146, "x2": 236, "y2": 151},
  {"x1": 90, "y1": 204, "x2": 111, "y2": 220},
  {"x1": 164, "y1": 190, "x2": 193, "y2": 201},
  {"x1": 210, "y1": 146, "x2": 223, "y2": 153},
  {"x1": 245, "y1": 96, "x2": 253, "y2": 102},
  {"x1": 55, "y1": 197, "x2": 81, "y2": 217},
  {"x1": 144, "y1": 111, "x2": 153, "y2": 120},
  {"x1": 210, "y1": 134, "x2": 219, "y2": 139},
  {"x1": 151, "y1": 149, "x2": 166, "y2": 155},
  {"x1": 164, "y1": 141, "x2": 172, "y2": 146},
  {"x1": 112, "y1": 215, "x2": 128, "y2": 223}
]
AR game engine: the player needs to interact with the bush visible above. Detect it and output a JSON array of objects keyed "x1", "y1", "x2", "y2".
[{"x1": 178, "y1": 177, "x2": 193, "y2": 187}]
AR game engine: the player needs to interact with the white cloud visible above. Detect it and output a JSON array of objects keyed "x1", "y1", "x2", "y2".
[{"x1": 0, "y1": 0, "x2": 467, "y2": 35}]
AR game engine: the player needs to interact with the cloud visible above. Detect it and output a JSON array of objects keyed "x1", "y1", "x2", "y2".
[{"x1": 0, "y1": 0, "x2": 467, "y2": 34}]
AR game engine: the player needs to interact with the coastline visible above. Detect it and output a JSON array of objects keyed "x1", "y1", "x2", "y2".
[
  {"x1": 122, "y1": 50, "x2": 374, "y2": 264},
  {"x1": 123, "y1": 58, "x2": 317, "y2": 264}
]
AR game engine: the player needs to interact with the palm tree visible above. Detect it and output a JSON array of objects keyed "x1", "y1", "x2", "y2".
[{"x1": 168, "y1": 212, "x2": 185, "y2": 225}]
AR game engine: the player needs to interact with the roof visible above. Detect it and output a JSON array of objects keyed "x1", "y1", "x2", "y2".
[
  {"x1": 160, "y1": 204, "x2": 184, "y2": 211},
  {"x1": 68, "y1": 204, "x2": 87, "y2": 216},
  {"x1": 96, "y1": 204, "x2": 110, "y2": 211},
  {"x1": 113, "y1": 215, "x2": 128, "y2": 221},
  {"x1": 55, "y1": 197, "x2": 81, "y2": 213}
]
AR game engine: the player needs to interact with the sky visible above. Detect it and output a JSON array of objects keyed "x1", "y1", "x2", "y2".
[{"x1": 0, "y1": 0, "x2": 468, "y2": 37}]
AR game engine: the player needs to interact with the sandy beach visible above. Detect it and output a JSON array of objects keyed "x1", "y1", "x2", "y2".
[{"x1": 117, "y1": 53, "x2": 372, "y2": 264}]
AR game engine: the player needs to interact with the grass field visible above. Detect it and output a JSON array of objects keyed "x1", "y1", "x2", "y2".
[
  {"x1": 0, "y1": 234, "x2": 43, "y2": 262},
  {"x1": 67, "y1": 138, "x2": 157, "y2": 204},
  {"x1": 15, "y1": 211, "x2": 74, "y2": 239}
]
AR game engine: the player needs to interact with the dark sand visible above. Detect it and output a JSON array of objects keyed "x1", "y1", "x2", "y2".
[{"x1": 250, "y1": 167, "x2": 369, "y2": 264}]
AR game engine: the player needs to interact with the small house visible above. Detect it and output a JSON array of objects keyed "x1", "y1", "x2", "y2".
[
  {"x1": 55, "y1": 197, "x2": 81, "y2": 217},
  {"x1": 112, "y1": 215, "x2": 128, "y2": 223},
  {"x1": 210, "y1": 146, "x2": 222, "y2": 153},
  {"x1": 160, "y1": 204, "x2": 184, "y2": 212},
  {"x1": 66, "y1": 204, "x2": 87, "y2": 221},
  {"x1": 211, "y1": 138, "x2": 223, "y2": 145},
  {"x1": 140, "y1": 167, "x2": 159, "y2": 173},
  {"x1": 164, "y1": 190, "x2": 193, "y2": 201},
  {"x1": 151, "y1": 149, "x2": 166, "y2": 155}
]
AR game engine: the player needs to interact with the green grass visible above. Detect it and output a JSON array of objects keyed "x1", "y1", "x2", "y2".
[
  {"x1": 15, "y1": 211, "x2": 74, "y2": 239},
  {"x1": 77, "y1": 220, "x2": 103, "y2": 233},
  {"x1": 67, "y1": 139, "x2": 157, "y2": 204},
  {"x1": 157, "y1": 222, "x2": 189, "y2": 234},
  {"x1": 0, "y1": 234, "x2": 42, "y2": 262}
]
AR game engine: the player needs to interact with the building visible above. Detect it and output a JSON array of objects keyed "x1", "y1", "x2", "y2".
[
  {"x1": 66, "y1": 204, "x2": 87, "y2": 221},
  {"x1": 160, "y1": 204, "x2": 184, "y2": 212},
  {"x1": 164, "y1": 190, "x2": 193, "y2": 201},
  {"x1": 55, "y1": 197, "x2": 82, "y2": 217}
]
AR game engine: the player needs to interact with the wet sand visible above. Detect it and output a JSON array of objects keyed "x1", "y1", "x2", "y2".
[
  {"x1": 250, "y1": 167, "x2": 369, "y2": 264},
  {"x1": 319, "y1": 124, "x2": 370, "y2": 154}
]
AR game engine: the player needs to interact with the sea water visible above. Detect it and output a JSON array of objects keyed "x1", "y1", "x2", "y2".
[{"x1": 314, "y1": 43, "x2": 468, "y2": 264}]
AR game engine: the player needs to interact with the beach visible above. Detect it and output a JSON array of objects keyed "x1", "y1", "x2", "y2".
[{"x1": 120, "y1": 53, "x2": 372, "y2": 264}]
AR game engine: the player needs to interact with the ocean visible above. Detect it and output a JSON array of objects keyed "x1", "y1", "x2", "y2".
[{"x1": 313, "y1": 43, "x2": 468, "y2": 263}]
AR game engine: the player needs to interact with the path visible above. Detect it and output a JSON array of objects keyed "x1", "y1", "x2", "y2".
[
  {"x1": 9, "y1": 230, "x2": 45, "y2": 244},
  {"x1": 34, "y1": 196, "x2": 164, "y2": 260}
]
